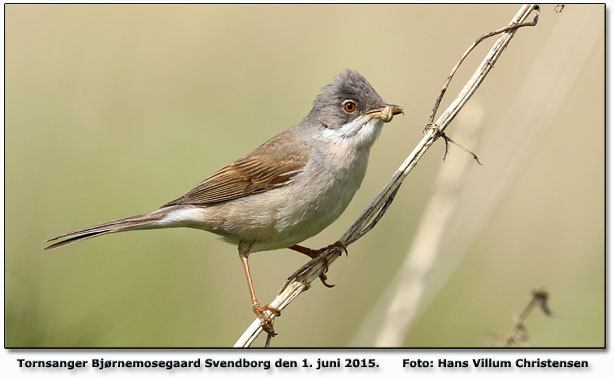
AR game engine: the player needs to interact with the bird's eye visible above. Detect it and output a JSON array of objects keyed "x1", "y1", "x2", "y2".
[{"x1": 342, "y1": 100, "x2": 357, "y2": 113}]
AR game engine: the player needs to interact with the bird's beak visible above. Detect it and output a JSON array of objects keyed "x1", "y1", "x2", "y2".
[{"x1": 365, "y1": 104, "x2": 404, "y2": 122}]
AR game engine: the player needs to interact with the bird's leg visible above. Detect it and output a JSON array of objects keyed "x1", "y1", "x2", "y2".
[
  {"x1": 238, "y1": 241, "x2": 280, "y2": 337},
  {"x1": 289, "y1": 241, "x2": 347, "y2": 259},
  {"x1": 288, "y1": 244, "x2": 321, "y2": 259},
  {"x1": 287, "y1": 241, "x2": 348, "y2": 289}
]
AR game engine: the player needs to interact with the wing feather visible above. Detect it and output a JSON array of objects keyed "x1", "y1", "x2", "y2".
[{"x1": 162, "y1": 131, "x2": 310, "y2": 207}]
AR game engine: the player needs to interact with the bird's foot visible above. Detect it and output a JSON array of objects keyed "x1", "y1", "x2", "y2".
[
  {"x1": 313, "y1": 243, "x2": 347, "y2": 287},
  {"x1": 252, "y1": 302, "x2": 280, "y2": 337},
  {"x1": 320, "y1": 241, "x2": 348, "y2": 257},
  {"x1": 281, "y1": 241, "x2": 348, "y2": 292}
]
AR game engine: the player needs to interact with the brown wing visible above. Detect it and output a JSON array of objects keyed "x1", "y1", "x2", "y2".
[{"x1": 162, "y1": 131, "x2": 310, "y2": 207}]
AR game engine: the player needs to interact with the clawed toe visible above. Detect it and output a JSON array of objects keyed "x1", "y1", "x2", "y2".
[
  {"x1": 262, "y1": 305, "x2": 281, "y2": 316},
  {"x1": 317, "y1": 254, "x2": 336, "y2": 289},
  {"x1": 316, "y1": 241, "x2": 347, "y2": 256},
  {"x1": 319, "y1": 272, "x2": 335, "y2": 288},
  {"x1": 252, "y1": 303, "x2": 280, "y2": 336},
  {"x1": 331, "y1": 241, "x2": 348, "y2": 256},
  {"x1": 338, "y1": 243, "x2": 348, "y2": 256}
]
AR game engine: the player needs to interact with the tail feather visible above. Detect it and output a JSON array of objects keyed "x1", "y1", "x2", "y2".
[
  {"x1": 44, "y1": 230, "x2": 114, "y2": 250},
  {"x1": 44, "y1": 211, "x2": 167, "y2": 250}
]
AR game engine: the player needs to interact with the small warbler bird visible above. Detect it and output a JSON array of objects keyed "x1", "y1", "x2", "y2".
[{"x1": 46, "y1": 70, "x2": 403, "y2": 336}]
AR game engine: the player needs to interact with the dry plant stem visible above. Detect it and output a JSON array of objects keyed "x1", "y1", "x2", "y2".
[
  {"x1": 234, "y1": 4, "x2": 539, "y2": 348},
  {"x1": 428, "y1": 5, "x2": 540, "y2": 123},
  {"x1": 502, "y1": 289, "x2": 552, "y2": 347}
]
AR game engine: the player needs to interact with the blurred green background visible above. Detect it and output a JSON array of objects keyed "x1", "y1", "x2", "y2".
[{"x1": 5, "y1": 4, "x2": 604, "y2": 347}]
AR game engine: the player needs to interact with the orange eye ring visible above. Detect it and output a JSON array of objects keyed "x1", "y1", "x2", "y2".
[{"x1": 343, "y1": 100, "x2": 357, "y2": 113}]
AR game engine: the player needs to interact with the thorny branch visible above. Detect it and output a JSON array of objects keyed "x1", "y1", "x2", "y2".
[{"x1": 235, "y1": 4, "x2": 540, "y2": 348}]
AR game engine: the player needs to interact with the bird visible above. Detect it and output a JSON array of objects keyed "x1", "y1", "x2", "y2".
[{"x1": 45, "y1": 70, "x2": 403, "y2": 337}]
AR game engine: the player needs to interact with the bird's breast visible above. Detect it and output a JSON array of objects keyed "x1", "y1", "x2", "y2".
[
  {"x1": 264, "y1": 143, "x2": 371, "y2": 248},
  {"x1": 197, "y1": 142, "x2": 372, "y2": 253}
]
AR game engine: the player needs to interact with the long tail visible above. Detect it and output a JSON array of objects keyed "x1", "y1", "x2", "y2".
[{"x1": 44, "y1": 209, "x2": 170, "y2": 250}]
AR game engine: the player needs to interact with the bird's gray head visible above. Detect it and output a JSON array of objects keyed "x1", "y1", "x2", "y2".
[
  {"x1": 307, "y1": 70, "x2": 402, "y2": 129},
  {"x1": 303, "y1": 70, "x2": 403, "y2": 147}
]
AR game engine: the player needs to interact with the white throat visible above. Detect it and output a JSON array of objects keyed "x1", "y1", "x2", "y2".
[{"x1": 319, "y1": 115, "x2": 384, "y2": 150}]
